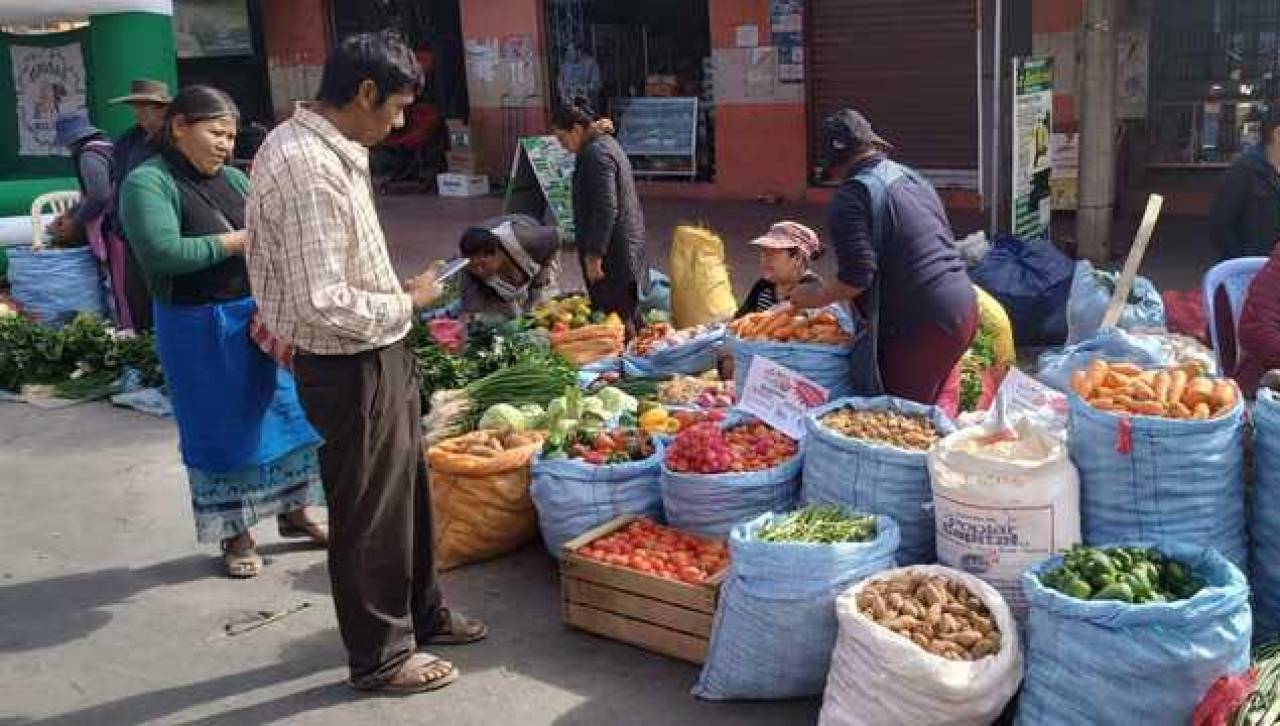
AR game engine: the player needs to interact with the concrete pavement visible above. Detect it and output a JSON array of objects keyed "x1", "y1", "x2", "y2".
[{"x1": 0, "y1": 402, "x2": 817, "y2": 725}]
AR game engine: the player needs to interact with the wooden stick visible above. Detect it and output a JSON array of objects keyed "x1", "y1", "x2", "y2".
[{"x1": 1101, "y1": 193, "x2": 1164, "y2": 329}]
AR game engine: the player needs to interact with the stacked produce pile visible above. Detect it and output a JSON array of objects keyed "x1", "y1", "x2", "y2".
[
  {"x1": 630, "y1": 322, "x2": 722, "y2": 357},
  {"x1": 637, "y1": 406, "x2": 725, "y2": 436},
  {"x1": 431, "y1": 429, "x2": 543, "y2": 461},
  {"x1": 1039, "y1": 545, "x2": 1203, "y2": 604},
  {"x1": 756, "y1": 505, "x2": 877, "y2": 545},
  {"x1": 530, "y1": 294, "x2": 621, "y2": 333},
  {"x1": 530, "y1": 295, "x2": 625, "y2": 365},
  {"x1": 729, "y1": 308, "x2": 853, "y2": 345},
  {"x1": 658, "y1": 375, "x2": 734, "y2": 408},
  {"x1": 574, "y1": 517, "x2": 730, "y2": 584},
  {"x1": 857, "y1": 570, "x2": 1004, "y2": 661},
  {"x1": 0, "y1": 312, "x2": 164, "y2": 398},
  {"x1": 1070, "y1": 359, "x2": 1236, "y2": 419},
  {"x1": 543, "y1": 427, "x2": 653, "y2": 465},
  {"x1": 664, "y1": 421, "x2": 797, "y2": 474},
  {"x1": 819, "y1": 408, "x2": 941, "y2": 452}
]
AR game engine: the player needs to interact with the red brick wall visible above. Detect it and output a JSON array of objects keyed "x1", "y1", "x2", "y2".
[
  {"x1": 259, "y1": 0, "x2": 330, "y2": 119},
  {"x1": 1033, "y1": 0, "x2": 1084, "y2": 34}
]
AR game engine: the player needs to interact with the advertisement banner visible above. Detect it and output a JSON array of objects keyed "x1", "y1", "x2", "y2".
[
  {"x1": 11, "y1": 42, "x2": 88, "y2": 157},
  {"x1": 1012, "y1": 58, "x2": 1053, "y2": 239}
]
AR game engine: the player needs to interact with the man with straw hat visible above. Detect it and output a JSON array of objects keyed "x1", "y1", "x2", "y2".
[{"x1": 108, "y1": 79, "x2": 171, "y2": 330}]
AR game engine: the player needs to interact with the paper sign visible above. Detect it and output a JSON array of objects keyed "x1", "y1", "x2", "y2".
[{"x1": 738, "y1": 357, "x2": 829, "y2": 440}]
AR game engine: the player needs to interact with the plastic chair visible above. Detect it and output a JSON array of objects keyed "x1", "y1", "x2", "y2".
[
  {"x1": 1203, "y1": 256, "x2": 1268, "y2": 375},
  {"x1": 30, "y1": 190, "x2": 81, "y2": 249}
]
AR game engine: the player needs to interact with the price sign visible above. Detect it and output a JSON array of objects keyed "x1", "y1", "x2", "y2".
[{"x1": 737, "y1": 357, "x2": 829, "y2": 440}]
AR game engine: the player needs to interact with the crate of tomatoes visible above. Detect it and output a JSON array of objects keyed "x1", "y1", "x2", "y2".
[{"x1": 560, "y1": 515, "x2": 730, "y2": 664}]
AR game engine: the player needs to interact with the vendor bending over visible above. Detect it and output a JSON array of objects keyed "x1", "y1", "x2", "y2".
[
  {"x1": 790, "y1": 109, "x2": 977, "y2": 404},
  {"x1": 458, "y1": 214, "x2": 561, "y2": 324}
]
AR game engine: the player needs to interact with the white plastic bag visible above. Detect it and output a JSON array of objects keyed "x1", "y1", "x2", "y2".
[
  {"x1": 820, "y1": 566, "x2": 1022, "y2": 726},
  {"x1": 985, "y1": 367, "x2": 1068, "y2": 440},
  {"x1": 928, "y1": 421, "x2": 1081, "y2": 619}
]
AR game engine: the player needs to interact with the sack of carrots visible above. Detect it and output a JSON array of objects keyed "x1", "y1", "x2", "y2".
[
  {"x1": 1068, "y1": 359, "x2": 1247, "y2": 567},
  {"x1": 1070, "y1": 359, "x2": 1237, "y2": 420},
  {"x1": 727, "y1": 304, "x2": 861, "y2": 398}
]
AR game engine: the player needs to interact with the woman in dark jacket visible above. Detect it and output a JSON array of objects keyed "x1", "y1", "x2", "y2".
[
  {"x1": 1237, "y1": 246, "x2": 1280, "y2": 395},
  {"x1": 551, "y1": 101, "x2": 649, "y2": 334},
  {"x1": 1211, "y1": 107, "x2": 1280, "y2": 260}
]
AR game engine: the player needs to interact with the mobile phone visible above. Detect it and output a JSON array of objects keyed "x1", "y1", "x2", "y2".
[{"x1": 437, "y1": 257, "x2": 469, "y2": 283}]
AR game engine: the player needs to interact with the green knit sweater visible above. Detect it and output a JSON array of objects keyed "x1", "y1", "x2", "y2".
[{"x1": 119, "y1": 157, "x2": 249, "y2": 303}]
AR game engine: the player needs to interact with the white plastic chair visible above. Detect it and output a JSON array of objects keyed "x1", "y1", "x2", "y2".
[
  {"x1": 30, "y1": 190, "x2": 81, "y2": 249},
  {"x1": 1203, "y1": 256, "x2": 1268, "y2": 375}
]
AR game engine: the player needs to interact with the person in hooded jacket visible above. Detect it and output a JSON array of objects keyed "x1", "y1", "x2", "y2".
[{"x1": 1211, "y1": 106, "x2": 1280, "y2": 260}]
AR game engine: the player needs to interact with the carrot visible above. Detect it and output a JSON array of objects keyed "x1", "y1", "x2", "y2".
[
  {"x1": 1168, "y1": 370, "x2": 1189, "y2": 406},
  {"x1": 1089, "y1": 397, "x2": 1119, "y2": 411},
  {"x1": 1152, "y1": 371, "x2": 1171, "y2": 404},
  {"x1": 1131, "y1": 400, "x2": 1166, "y2": 417},
  {"x1": 1087, "y1": 360, "x2": 1110, "y2": 391},
  {"x1": 1182, "y1": 378, "x2": 1215, "y2": 408},
  {"x1": 1211, "y1": 381, "x2": 1238, "y2": 413},
  {"x1": 1130, "y1": 381, "x2": 1157, "y2": 402},
  {"x1": 1172, "y1": 402, "x2": 1193, "y2": 419},
  {"x1": 1071, "y1": 371, "x2": 1093, "y2": 398},
  {"x1": 1113, "y1": 394, "x2": 1137, "y2": 411},
  {"x1": 1110, "y1": 362, "x2": 1144, "y2": 377},
  {"x1": 1192, "y1": 402, "x2": 1211, "y2": 420}
]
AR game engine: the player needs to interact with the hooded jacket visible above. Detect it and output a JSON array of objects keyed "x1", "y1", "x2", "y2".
[{"x1": 1211, "y1": 145, "x2": 1280, "y2": 260}]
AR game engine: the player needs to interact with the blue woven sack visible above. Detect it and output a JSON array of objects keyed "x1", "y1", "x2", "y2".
[
  {"x1": 531, "y1": 448, "x2": 664, "y2": 556},
  {"x1": 1069, "y1": 394, "x2": 1247, "y2": 568},
  {"x1": 1066, "y1": 260, "x2": 1166, "y2": 345},
  {"x1": 8, "y1": 244, "x2": 105, "y2": 326},
  {"x1": 1036, "y1": 327, "x2": 1168, "y2": 393},
  {"x1": 1017, "y1": 544, "x2": 1251, "y2": 725},
  {"x1": 694, "y1": 511, "x2": 899, "y2": 700},
  {"x1": 1252, "y1": 389, "x2": 1280, "y2": 641},
  {"x1": 660, "y1": 415, "x2": 802, "y2": 537},
  {"x1": 728, "y1": 305, "x2": 859, "y2": 398},
  {"x1": 803, "y1": 397, "x2": 955, "y2": 565}
]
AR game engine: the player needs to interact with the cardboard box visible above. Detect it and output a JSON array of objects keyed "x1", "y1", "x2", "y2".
[
  {"x1": 437, "y1": 173, "x2": 489, "y2": 198},
  {"x1": 560, "y1": 515, "x2": 725, "y2": 664},
  {"x1": 446, "y1": 149, "x2": 480, "y2": 175}
]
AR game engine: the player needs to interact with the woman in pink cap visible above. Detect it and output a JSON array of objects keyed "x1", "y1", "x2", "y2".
[{"x1": 735, "y1": 220, "x2": 823, "y2": 318}]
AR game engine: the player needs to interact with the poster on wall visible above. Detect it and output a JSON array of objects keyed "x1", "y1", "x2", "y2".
[
  {"x1": 174, "y1": 0, "x2": 253, "y2": 59},
  {"x1": 1012, "y1": 58, "x2": 1053, "y2": 240},
  {"x1": 11, "y1": 42, "x2": 88, "y2": 157},
  {"x1": 770, "y1": 0, "x2": 804, "y2": 83}
]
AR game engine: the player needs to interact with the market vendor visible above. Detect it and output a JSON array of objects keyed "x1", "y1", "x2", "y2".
[
  {"x1": 458, "y1": 213, "x2": 561, "y2": 324},
  {"x1": 551, "y1": 98, "x2": 650, "y2": 336},
  {"x1": 1237, "y1": 244, "x2": 1280, "y2": 394},
  {"x1": 789, "y1": 109, "x2": 976, "y2": 404},
  {"x1": 735, "y1": 220, "x2": 823, "y2": 318}
]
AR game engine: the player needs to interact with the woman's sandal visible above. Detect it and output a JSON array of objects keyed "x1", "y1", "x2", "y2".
[
  {"x1": 351, "y1": 653, "x2": 459, "y2": 694},
  {"x1": 421, "y1": 608, "x2": 488, "y2": 646},
  {"x1": 277, "y1": 510, "x2": 328, "y2": 547},
  {"x1": 221, "y1": 536, "x2": 262, "y2": 579}
]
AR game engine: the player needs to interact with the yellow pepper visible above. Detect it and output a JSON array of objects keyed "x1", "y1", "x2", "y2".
[{"x1": 640, "y1": 408, "x2": 670, "y2": 433}]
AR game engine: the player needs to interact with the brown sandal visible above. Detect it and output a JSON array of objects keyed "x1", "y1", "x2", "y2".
[
  {"x1": 421, "y1": 608, "x2": 487, "y2": 646},
  {"x1": 277, "y1": 510, "x2": 328, "y2": 547},
  {"x1": 221, "y1": 535, "x2": 261, "y2": 579},
  {"x1": 351, "y1": 653, "x2": 458, "y2": 694}
]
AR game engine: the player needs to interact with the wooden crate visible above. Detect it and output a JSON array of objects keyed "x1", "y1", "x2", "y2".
[{"x1": 559, "y1": 515, "x2": 726, "y2": 664}]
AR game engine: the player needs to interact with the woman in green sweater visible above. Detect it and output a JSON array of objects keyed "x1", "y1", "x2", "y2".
[{"x1": 120, "y1": 86, "x2": 326, "y2": 578}]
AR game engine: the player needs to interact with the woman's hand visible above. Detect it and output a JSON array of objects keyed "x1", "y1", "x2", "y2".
[
  {"x1": 221, "y1": 230, "x2": 248, "y2": 256},
  {"x1": 584, "y1": 255, "x2": 606, "y2": 284}
]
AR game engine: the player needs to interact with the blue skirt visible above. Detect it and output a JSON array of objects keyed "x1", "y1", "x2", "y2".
[{"x1": 154, "y1": 298, "x2": 324, "y2": 542}]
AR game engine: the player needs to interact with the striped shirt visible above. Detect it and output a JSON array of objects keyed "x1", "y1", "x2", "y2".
[{"x1": 245, "y1": 105, "x2": 413, "y2": 355}]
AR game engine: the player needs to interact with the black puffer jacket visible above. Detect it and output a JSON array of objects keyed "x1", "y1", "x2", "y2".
[
  {"x1": 571, "y1": 132, "x2": 649, "y2": 315},
  {"x1": 1211, "y1": 146, "x2": 1280, "y2": 260}
]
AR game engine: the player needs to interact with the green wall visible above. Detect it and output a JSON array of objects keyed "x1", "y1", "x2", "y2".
[{"x1": 89, "y1": 12, "x2": 177, "y2": 137}]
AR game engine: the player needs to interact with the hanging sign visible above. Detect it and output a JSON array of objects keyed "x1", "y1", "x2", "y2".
[
  {"x1": 1012, "y1": 57, "x2": 1054, "y2": 239},
  {"x1": 11, "y1": 42, "x2": 88, "y2": 157},
  {"x1": 738, "y1": 357, "x2": 829, "y2": 440},
  {"x1": 502, "y1": 136, "x2": 576, "y2": 242}
]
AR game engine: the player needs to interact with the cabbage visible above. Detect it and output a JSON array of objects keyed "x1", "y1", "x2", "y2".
[
  {"x1": 580, "y1": 396, "x2": 611, "y2": 421},
  {"x1": 596, "y1": 386, "x2": 639, "y2": 415},
  {"x1": 518, "y1": 404, "x2": 546, "y2": 428},
  {"x1": 478, "y1": 403, "x2": 526, "y2": 432}
]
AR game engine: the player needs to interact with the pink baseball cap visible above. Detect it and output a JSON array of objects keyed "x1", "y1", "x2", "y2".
[{"x1": 750, "y1": 221, "x2": 822, "y2": 259}]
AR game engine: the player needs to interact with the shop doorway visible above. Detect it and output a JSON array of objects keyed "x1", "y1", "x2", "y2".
[{"x1": 547, "y1": 0, "x2": 714, "y2": 180}]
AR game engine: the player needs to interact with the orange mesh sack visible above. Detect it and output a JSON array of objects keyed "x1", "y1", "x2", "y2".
[{"x1": 427, "y1": 430, "x2": 545, "y2": 570}]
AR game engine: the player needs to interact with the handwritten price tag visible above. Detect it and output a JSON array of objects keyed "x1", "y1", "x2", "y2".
[{"x1": 738, "y1": 357, "x2": 829, "y2": 439}]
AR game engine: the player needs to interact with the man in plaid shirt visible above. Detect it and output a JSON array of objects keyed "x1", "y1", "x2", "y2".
[{"x1": 246, "y1": 31, "x2": 485, "y2": 695}]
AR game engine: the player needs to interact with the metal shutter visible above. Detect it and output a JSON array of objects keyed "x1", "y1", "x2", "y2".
[{"x1": 808, "y1": 0, "x2": 980, "y2": 184}]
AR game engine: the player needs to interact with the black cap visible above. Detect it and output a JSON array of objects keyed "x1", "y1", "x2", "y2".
[{"x1": 820, "y1": 108, "x2": 892, "y2": 167}]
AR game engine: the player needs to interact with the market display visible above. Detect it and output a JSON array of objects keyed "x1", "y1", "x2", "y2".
[
  {"x1": 637, "y1": 406, "x2": 726, "y2": 436},
  {"x1": 431, "y1": 429, "x2": 543, "y2": 459},
  {"x1": 728, "y1": 307, "x2": 852, "y2": 345},
  {"x1": 529, "y1": 294, "x2": 621, "y2": 332},
  {"x1": 657, "y1": 375, "x2": 734, "y2": 408},
  {"x1": 631, "y1": 322, "x2": 722, "y2": 357},
  {"x1": 425, "y1": 360, "x2": 577, "y2": 444},
  {"x1": 664, "y1": 421, "x2": 797, "y2": 474},
  {"x1": 856, "y1": 571, "x2": 1003, "y2": 662},
  {"x1": 818, "y1": 407, "x2": 940, "y2": 451},
  {"x1": 1070, "y1": 359, "x2": 1237, "y2": 419},
  {"x1": 574, "y1": 517, "x2": 729, "y2": 584},
  {"x1": 544, "y1": 427, "x2": 654, "y2": 465},
  {"x1": 1039, "y1": 545, "x2": 1203, "y2": 604},
  {"x1": 756, "y1": 505, "x2": 877, "y2": 544},
  {"x1": 0, "y1": 312, "x2": 164, "y2": 397}
]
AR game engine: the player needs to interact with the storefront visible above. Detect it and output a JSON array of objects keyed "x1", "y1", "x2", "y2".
[{"x1": 172, "y1": 0, "x2": 272, "y2": 128}]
